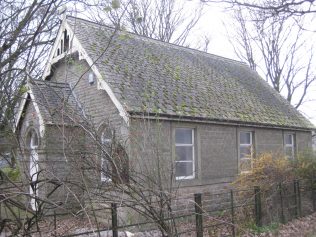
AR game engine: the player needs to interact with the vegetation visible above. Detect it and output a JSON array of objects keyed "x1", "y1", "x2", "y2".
[
  {"x1": 248, "y1": 222, "x2": 279, "y2": 234},
  {"x1": 234, "y1": 150, "x2": 316, "y2": 190},
  {"x1": 0, "y1": 167, "x2": 20, "y2": 182}
]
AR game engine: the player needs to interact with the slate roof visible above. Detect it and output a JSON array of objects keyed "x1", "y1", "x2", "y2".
[
  {"x1": 66, "y1": 16, "x2": 314, "y2": 129},
  {"x1": 29, "y1": 80, "x2": 81, "y2": 125}
]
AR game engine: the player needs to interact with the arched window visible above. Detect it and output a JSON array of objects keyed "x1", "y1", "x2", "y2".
[
  {"x1": 28, "y1": 130, "x2": 39, "y2": 210},
  {"x1": 101, "y1": 128, "x2": 112, "y2": 182}
]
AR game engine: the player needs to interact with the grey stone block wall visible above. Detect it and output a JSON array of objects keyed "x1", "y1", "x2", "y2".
[
  {"x1": 255, "y1": 128, "x2": 284, "y2": 154},
  {"x1": 296, "y1": 130, "x2": 313, "y2": 152},
  {"x1": 18, "y1": 101, "x2": 86, "y2": 211},
  {"x1": 130, "y1": 118, "x2": 312, "y2": 192},
  {"x1": 50, "y1": 56, "x2": 128, "y2": 140}
]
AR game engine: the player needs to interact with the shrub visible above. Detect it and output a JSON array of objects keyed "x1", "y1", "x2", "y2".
[
  {"x1": 294, "y1": 150, "x2": 316, "y2": 180},
  {"x1": 0, "y1": 167, "x2": 20, "y2": 181},
  {"x1": 233, "y1": 150, "x2": 316, "y2": 228},
  {"x1": 233, "y1": 152, "x2": 295, "y2": 191}
]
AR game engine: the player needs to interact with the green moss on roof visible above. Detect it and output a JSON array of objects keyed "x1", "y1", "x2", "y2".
[{"x1": 67, "y1": 16, "x2": 315, "y2": 130}]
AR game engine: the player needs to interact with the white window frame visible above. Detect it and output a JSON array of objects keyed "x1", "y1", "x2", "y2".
[
  {"x1": 284, "y1": 133, "x2": 295, "y2": 159},
  {"x1": 239, "y1": 131, "x2": 253, "y2": 173},
  {"x1": 101, "y1": 131, "x2": 112, "y2": 182},
  {"x1": 175, "y1": 128, "x2": 195, "y2": 180},
  {"x1": 29, "y1": 131, "x2": 39, "y2": 210}
]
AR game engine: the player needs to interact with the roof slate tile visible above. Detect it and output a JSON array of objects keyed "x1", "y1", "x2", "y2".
[
  {"x1": 29, "y1": 80, "x2": 82, "y2": 125},
  {"x1": 67, "y1": 16, "x2": 314, "y2": 129}
]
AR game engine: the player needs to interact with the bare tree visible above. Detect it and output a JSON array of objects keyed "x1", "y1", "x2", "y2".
[
  {"x1": 0, "y1": 5, "x2": 185, "y2": 235},
  {"x1": 228, "y1": 6, "x2": 316, "y2": 109},
  {"x1": 0, "y1": 0, "x2": 67, "y2": 131},
  {"x1": 203, "y1": 0, "x2": 316, "y2": 18},
  {"x1": 87, "y1": 0, "x2": 204, "y2": 46}
]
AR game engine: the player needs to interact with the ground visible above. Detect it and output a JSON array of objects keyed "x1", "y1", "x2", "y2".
[{"x1": 244, "y1": 212, "x2": 316, "y2": 237}]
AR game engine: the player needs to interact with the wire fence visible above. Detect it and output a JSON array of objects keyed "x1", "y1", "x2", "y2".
[{"x1": 1, "y1": 178, "x2": 316, "y2": 236}]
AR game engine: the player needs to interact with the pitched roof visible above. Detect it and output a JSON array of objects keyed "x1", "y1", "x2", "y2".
[
  {"x1": 29, "y1": 80, "x2": 81, "y2": 125},
  {"x1": 66, "y1": 16, "x2": 313, "y2": 129}
]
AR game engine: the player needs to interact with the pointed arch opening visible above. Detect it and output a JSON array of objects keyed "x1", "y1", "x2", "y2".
[{"x1": 27, "y1": 129, "x2": 39, "y2": 210}]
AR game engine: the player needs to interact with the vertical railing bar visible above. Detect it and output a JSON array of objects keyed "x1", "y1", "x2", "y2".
[
  {"x1": 312, "y1": 175, "x2": 316, "y2": 212},
  {"x1": 297, "y1": 180, "x2": 302, "y2": 217},
  {"x1": 254, "y1": 186, "x2": 262, "y2": 227},
  {"x1": 294, "y1": 180, "x2": 298, "y2": 218},
  {"x1": 112, "y1": 203, "x2": 118, "y2": 237},
  {"x1": 279, "y1": 183, "x2": 285, "y2": 224},
  {"x1": 54, "y1": 211, "x2": 57, "y2": 237},
  {"x1": 194, "y1": 193, "x2": 203, "y2": 237},
  {"x1": 230, "y1": 189, "x2": 236, "y2": 237}
]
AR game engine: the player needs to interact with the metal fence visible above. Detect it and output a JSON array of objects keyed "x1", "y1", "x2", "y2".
[
  {"x1": 59, "y1": 179, "x2": 316, "y2": 236},
  {"x1": 1, "y1": 178, "x2": 316, "y2": 236}
]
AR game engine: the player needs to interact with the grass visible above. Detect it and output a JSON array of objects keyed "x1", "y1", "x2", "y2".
[{"x1": 248, "y1": 222, "x2": 280, "y2": 234}]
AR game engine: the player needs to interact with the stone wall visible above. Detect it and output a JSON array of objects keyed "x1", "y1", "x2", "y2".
[{"x1": 130, "y1": 118, "x2": 312, "y2": 193}]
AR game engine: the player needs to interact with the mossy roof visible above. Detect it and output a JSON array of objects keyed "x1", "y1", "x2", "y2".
[
  {"x1": 67, "y1": 16, "x2": 314, "y2": 129},
  {"x1": 29, "y1": 80, "x2": 81, "y2": 124}
]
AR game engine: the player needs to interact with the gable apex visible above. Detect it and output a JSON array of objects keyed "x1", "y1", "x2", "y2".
[
  {"x1": 15, "y1": 84, "x2": 45, "y2": 138},
  {"x1": 42, "y1": 17, "x2": 129, "y2": 125}
]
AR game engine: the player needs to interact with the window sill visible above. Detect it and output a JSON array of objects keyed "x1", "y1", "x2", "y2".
[
  {"x1": 101, "y1": 178, "x2": 112, "y2": 183},
  {"x1": 176, "y1": 175, "x2": 195, "y2": 181}
]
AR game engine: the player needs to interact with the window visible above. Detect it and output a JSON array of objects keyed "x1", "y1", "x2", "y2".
[
  {"x1": 175, "y1": 128, "x2": 195, "y2": 180},
  {"x1": 0, "y1": 152, "x2": 11, "y2": 168},
  {"x1": 284, "y1": 133, "x2": 295, "y2": 159},
  {"x1": 239, "y1": 131, "x2": 253, "y2": 173},
  {"x1": 101, "y1": 128, "x2": 112, "y2": 182},
  {"x1": 29, "y1": 130, "x2": 39, "y2": 210}
]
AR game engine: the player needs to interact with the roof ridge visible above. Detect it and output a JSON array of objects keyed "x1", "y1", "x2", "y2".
[
  {"x1": 66, "y1": 15, "x2": 246, "y2": 66},
  {"x1": 33, "y1": 80, "x2": 70, "y2": 87}
]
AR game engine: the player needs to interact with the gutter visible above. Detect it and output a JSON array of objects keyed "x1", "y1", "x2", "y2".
[{"x1": 129, "y1": 111, "x2": 314, "y2": 132}]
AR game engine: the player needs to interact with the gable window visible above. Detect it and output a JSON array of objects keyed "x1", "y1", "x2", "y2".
[
  {"x1": 239, "y1": 131, "x2": 253, "y2": 173},
  {"x1": 175, "y1": 128, "x2": 195, "y2": 180},
  {"x1": 284, "y1": 133, "x2": 295, "y2": 159},
  {"x1": 101, "y1": 128, "x2": 112, "y2": 182}
]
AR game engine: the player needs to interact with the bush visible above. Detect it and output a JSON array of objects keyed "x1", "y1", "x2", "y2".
[
  {"x1": 294, "y1": 150, "x2": 316, "y2": 180},
  {"x1": 233, "y1": 150, "x2": 316, "y2": 227},
  {"x1": 0, "y1": 167, "x2": 20, "y2": 181},
  {"x1": 233, "y1": 152, "x2": 295, "y2": 191},
  {"x1": 234, "y1": 150, "x2": 316, "y2": 190}
]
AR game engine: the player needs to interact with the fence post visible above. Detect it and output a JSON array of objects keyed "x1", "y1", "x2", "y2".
[
  {"x1": 294, "y1": 180, "x2": 298, "y2": 218},
  {"x1": 297, "y1": 180, "x2": 302, "y2": 217},
  {"x1": 312, "y1": 175, "x2": 316, "y2": 212},
  {"x1": 279, "y1": 183, "x2": 285, "y2": 224},
  {"x1": 254, "y1": 186, "x2": 262, "y2": 227},
  {"x1": 194, "y1": 193, "x2": 203, "y2": 237},
  {"x1": 111, "y1": 203, "x2": 118, "y2": 237},
  {"x1": 54, "y1": 211, "x2": 57, "y2": 237},
  {"x1": 230, "y1": 190, "x2": 236, "y2": 237}
]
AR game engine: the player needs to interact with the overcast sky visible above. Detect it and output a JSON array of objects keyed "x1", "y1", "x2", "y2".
[
  {"x1": 191, "y1": 1, "x2": 316, "y2": 126},
  {"x1": 71, "y1": 0, "x2": 316, "y2": 126}
]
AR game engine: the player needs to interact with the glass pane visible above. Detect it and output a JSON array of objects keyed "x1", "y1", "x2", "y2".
[
  {"x1": 240, "y1": 158, "x2": 251, "y2": 172},
  {"x1": 240, "y1": 132, "x2": 251, "y2": 144},
  {"x1": 101, "y1": 158, "x2": 111, "y2": 179},
  {"x1": 175, "y1": 162, "x2": 193, "y2": 177},
  {"x1": 101, "y1": 128, "x2": 112, "y2": 143},
  {"x1": 30, "y1": 132, "x2": 39, "y2": 148},
  {"x1": 176, "y1": 146, "x2": 193, "y2": 161},
  {"x1": 284, "y1": 134, "x2": 293, "y2": 145},
  {"x1": 0, "y1": 152, "x2": 10, "y2": 168},
  {"x1": 175, "y1": 128, "x2": 192, "y2": 144},
  {"x1": 239, "y1": 145, "x2": 251, "y2": 159},
  {"x1": 285, "y1": 147, "x2": 294, "y2": 158}
]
